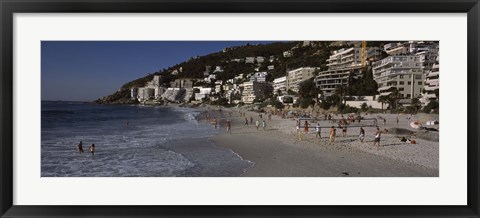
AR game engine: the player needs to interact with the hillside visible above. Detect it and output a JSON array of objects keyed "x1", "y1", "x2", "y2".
[
  {"x1": 95, "y1": 41, "x2": 343, "y2": 104},
  {"x1": 95, "y1": 41, "x2": 390, "y2": 104}
]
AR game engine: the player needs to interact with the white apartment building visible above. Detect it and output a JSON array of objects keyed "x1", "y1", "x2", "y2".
[
  {"x1": 315, "y1": 47, "x2": 380, "y2": 95},
  {"x1": 315, "y1": 68, "x2": 354, "y2": 95},
  {"x1": 130, "y1": 88, "x2": 138, "y2": 100},
  {"x1": 137, "y1": 87, "x2": 155, "y2": 101},
  {"x1": 250, "y1": 71, "x2": 268, "y2": 82},
  {"x1": 256, "y1": 56, "x2": 265, "y2": 64},
  {"x1": 245, "y1": 57, "x2": 255, "y2": 64},
  {"x1": 422, "y1": 59, "x2": 439, "y2": 103},
  {"x1": 213, "y1": 66, "x2": 224, "y2": 73},
  {"x1": 286, "y1": 67, "x2": 318, "y2": 93},
  {"x1": 384, "y1": 41, "x2": 438, "y2": 56},
  {"x1": 373, "y1": 56, "x2": 424, "y2": 99},
  {"x1": 326, "y1": 47, "x2": 381, "y2": 70},
  {"x1": 383, "y1": 42, "x2": 410, "y2": 56},
  {"x1": 131, "y1": 75, "x2": 166, "y2": 101},
  {"x1": 273, "y1": 76, "x2": 287, "y2": 95},
  {"x1": 241, "y1": 81, "x2": 267, "y2": 104}
]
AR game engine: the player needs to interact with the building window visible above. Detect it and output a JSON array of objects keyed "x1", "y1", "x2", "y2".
[
  {"x1": 418, "y1": 81, "x2": 422, "y2": 85},
  {"x1": 407, "y1": 94, "x2": 411, "y2": 98},
  {"x1": 408, "y1": 82, "x2": 411, "y2": 85},
  {"x1": 399, "y1": 88, "x2": 404, "y2": 91},
  {"x1": 415, "y1": 75, "x2": 422, "y2": 80},
  {"x1": 399, "y1": 81, "x2": 404, "y2": 85},
  {"x1": 400, "y1": 75, "x2": 404, "y2": 79}
]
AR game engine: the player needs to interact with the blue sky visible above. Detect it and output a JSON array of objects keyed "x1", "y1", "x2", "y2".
[{"x1": 41, "y1": 41, "x2": 276, "y2": 101}]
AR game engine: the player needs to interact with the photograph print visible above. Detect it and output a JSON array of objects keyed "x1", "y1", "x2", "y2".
[{"x1": 41, "y1": 41, "x2": 440, "y2": 177}]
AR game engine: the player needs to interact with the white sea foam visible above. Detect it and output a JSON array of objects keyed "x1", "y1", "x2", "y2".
[{"x1": 41, "y1": 102, "x2": 251, "y2": 177}]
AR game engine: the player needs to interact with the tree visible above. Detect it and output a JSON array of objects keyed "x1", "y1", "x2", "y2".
[
  {"x1": 273, "y1": 100, "x2": 285, "y2": 109},
  {"x1": 422, "y1": 100, "x2": 439, "y2": 114},
  {"x1": 275, "y1": 89, "x2": 282, "y2": 97},
  {"x1": 287, "y1": 89, "x2": 297, "y2": 95},
  {"x1": 388, "y1": 88, "x2": 401, "y2": 110},
  {"x1": 334, "y1": 85, "x2": 347, "y2": 106},
  {"x1": 360, "y1": 102, "x2": 368, "y2": 112},
  {"x1": 411, "y1": 97, "x2": 421, "y2": 112},
  {"x1": 377, "y1": 95, "x2": 389, "y2": 111},
  {"x1": 282, "y1": 96, "x2": 294, "y2": 104}
]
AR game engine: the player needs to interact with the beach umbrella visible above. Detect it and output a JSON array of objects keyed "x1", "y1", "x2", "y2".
[{"x1": 410, "y1": 121, "x2": 422, "y2": 129}]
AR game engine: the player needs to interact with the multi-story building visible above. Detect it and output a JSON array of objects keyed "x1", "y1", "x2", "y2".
[
  {"x1": 245, "y1": 57, "x2": 255, "y2": 64},
  {"x1": 130, "y1": 88, "x2": 138, "y2": 100},
  {"x1": 241, "y1": 81, "x2": 267, "y2": 104},
  {"x1": 325, "y1": 47, "x2": 381, "y2": 70},
  {"x1": 422, "y1": 58, "x2": 439, "y2": 103},
  {"x1": 137, "y1": 87, "x2": 155, "y2": 101},
  {"x1": 286, "y1": 67, "x2": 318, "y2": 93},
  {"x1": 273, "y1": 76, "x2": 287, "y2": 95},
  {"x1": 384, "y1": 41, "x2": 439, "y2": 56},
  {"x1": 250, "y1": 72, "x2": 268, "y2": 82},
  {"x1": 372, "y1": 56, "x2": 424, "y2": 98},
  {"x1": 383, "y1": 42, "x2": 410, "y2": 56},
  {"x1": 131, "y1": 75, "x2": 166, "y2": 101},
  {"x1": 170, "y1": 78, "x2": 193, "y2": 89},
  {"x1": 315, "y1": 46, "x2": 380, "y2": 95}
]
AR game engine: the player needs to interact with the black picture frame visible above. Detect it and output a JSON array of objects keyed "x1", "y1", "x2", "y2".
[{"x1": 1, "y1": 0, "x2": 479, "y2": 217}]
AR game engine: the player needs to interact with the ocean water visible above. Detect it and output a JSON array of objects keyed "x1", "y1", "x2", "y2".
[{"x1": 41, "y1": 101, "x2": 253, "y2": 177}]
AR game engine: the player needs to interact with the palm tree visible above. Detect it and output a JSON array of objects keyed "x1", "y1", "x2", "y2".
[
  {"x1": 411, "y1": 97, "x2": 421, "y2": 112},
  {"x1": 388, "y1": 88, "x2": 401, "y2": 111},
  {"x1": 276, "y1": 89, "x2": 282, "y2": 97},
  {"x1": 334, "y1": 85, "x2": 347, "y2": 105},
  {"x1": 377, "y1": 95, "x2": 389, "y2": 111}
]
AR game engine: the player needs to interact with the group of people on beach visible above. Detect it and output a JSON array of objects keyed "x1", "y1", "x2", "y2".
[
  {"x1": 296, "y1": 119, "x2": 388, "y2": 147},
  {"x1": 76, "y1": 141, "x2": 95, "y2": 156}
]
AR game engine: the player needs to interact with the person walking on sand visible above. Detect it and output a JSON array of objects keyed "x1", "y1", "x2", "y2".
[
  {"x1": 342, "y1": 126, "x2": 347, "y2": 137},
  {"x1": 315, "y1": 123, "x2": 321, "y2": 140},
  {"x1": 213, "y1": 117, "x2": 218, "y2": 129},
  {"x1": 89, "y1": 143, "x2": 95, "y2": 156},
  {"x1": 304, "y1": 120, "x2": 309, "y2": 134},
  {"x1": 329, "y1": 126, "x2": 336, "y2": 145},
  {"x1": 373, "y1": 127, "x2": 382, "y2": 146},
  {"x1": 359, "y1": 127, "x2": 365, "y2": 142},
  {"x1": 396, "y1": 116, "x2": 399, "y2": 125},
  {"x1": 244, "y1": 117, "x2": 248, "y2": 126},
  {"x1": 262, "y1": 120, "x2": 266, "y2": 131},
  {"x1": 226, "y1": 120, "x2": 232, "y2": 134},
  {"x1": 383, "y1": 118, "x2": 386, "y2": 126},
  {"x1": 250, "y1": 116, "x2": 253, "y2": 125},
  {"x1": 76, "y1": 141, "x2": 84, "y2": 154},
  {"x1": 296, "y1": 123, "x2": 302, "y2": 141},
  {"x1": 255, "y1": 120, "x2": 260, "y2": 131}
]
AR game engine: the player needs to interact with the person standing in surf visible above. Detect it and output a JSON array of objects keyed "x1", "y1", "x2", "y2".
[
  {"x1": 89, "y1": 143, "x2": 95, "y2": 156},
  {"x1": 76, "y1": 141, "x2": 84, "y2": 154},
  {"x1": 226, "y1": 120, "x2": 232, "y2": 134}
]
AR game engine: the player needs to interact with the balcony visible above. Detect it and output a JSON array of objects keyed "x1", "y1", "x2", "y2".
[
  {"x1": 424, "y1": 86, "x2": 439, "y2": 91},
  {"x1": 426, "y1": 78, "x2": 439, "y2": 85},
  {"x1": 427, "y1": 71, "x2": 439, "y2": 77},
  {"x1": 378, "y1": 86, "x2": 395, "y2": 91}
]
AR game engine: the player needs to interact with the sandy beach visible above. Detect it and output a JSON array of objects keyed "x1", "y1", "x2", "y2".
[{"x1": 199, "y1": 106, "x2": 439, "y2": 177}]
